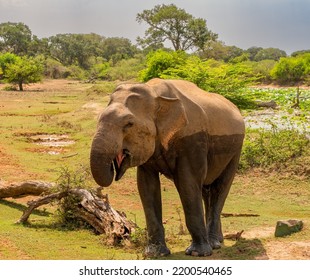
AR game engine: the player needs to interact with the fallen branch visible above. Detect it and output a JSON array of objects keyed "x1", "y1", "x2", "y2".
[
  {"x1": 0, "y1": 181, "x2": 54, "y2": 199},
  {"x1": 17, "y1": 191, "x2": 67, "y2": 223},
  {"x1": 221, "y1": 213, "x2": 260, "y2": 218},
  {"x1": 224, "y1": 230, "x2": 244, "y2": 241}
]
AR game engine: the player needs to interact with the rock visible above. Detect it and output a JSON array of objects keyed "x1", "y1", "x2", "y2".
[{"x1": 275, "y1": 220, "x2": 303, "y2": 237}]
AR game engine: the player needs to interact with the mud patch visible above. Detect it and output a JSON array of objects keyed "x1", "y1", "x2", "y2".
[{"x1": 20, "y1": 133, "x2": 75, "y2": 155}]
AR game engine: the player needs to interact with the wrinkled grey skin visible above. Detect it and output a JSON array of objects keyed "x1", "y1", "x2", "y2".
[{"x1": 90, "y1": 79, "x2": 245, "y2": 257}]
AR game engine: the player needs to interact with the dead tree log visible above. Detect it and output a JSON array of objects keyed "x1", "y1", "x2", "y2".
[
  {"x1": 0, "y1": 181, "x2": 54, "y2": 198},
  {"x1": 15, "y1": 187, "x2": 136, "y2": 244},
  {"x1": 256, "y1": 100, "x2": 278, "y2": 109}
]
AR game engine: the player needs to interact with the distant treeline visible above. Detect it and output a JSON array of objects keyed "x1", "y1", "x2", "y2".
[{"x1": 1, "y1": 21, "x2": 310, "y2": 90}]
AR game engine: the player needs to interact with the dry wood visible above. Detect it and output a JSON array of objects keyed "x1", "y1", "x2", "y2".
[
  {"x1": 224, "y1": 230, "x2": 244, "y2": 241},
  {"x1": 221, "y1": 212, "x2": 260, "y2": 218},
  {"x1": 256, "y1": 100, "x2": 278, "y2": 109},
  {"x1": 17, "y1": 191, "x2": 68, "y2": 224},
  {"x1": 12, "y1": 184, "x2": 136, "y2": 243},
  {"x1": 0, "y1": 181, "x2": 54, "y2": 199}
]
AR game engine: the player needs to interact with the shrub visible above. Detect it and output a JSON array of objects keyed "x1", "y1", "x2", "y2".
[
  {"x1": 240, "y1": 124, "x2": 309, "y2": 171},
  {"x1": 271, "y1": 54, "x2": 310, "y2": 85},
  {"x1": 139, "y1": 49, "x2": 187, "y2": 82},
  {"x1": 44, "y1": 58, "x2": 69, "y2": 79},
  {"x1": 107, "y1": 56, "x2": 145, "y2": 81}
]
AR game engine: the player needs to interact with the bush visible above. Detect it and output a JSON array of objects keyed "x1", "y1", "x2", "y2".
[
  {"x1": 107, "y1": 56, "x2": 145, "y2": 81},
  {"x1": 139, "y1": 49, "x2": 187, "y2": 82},
  {"x1": 271, "y1": 54, "x2": 310, "y2": 85},
  {"x1": 140, "y1": 49, "x2": 257, "y2": 96},
  {"x1": 240, "y1": 124, "x2": 309, "y2": 171},
  {"x1": 44, "y1": 58, "x2": 70, "y2": 79},
  {"x1": 55, "y1": 166, "x2": 92, "y2": 227},
  {"x1": 89, "y1": 62, "x2": 110, "y2": 80},
  {"x1": 66, "y1": 65, "x2": 87, "y2": 80}
]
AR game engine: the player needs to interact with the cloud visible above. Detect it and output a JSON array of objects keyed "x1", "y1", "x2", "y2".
[{"x1": 0, "y1": 0, "x2": 28, "y2": 7}]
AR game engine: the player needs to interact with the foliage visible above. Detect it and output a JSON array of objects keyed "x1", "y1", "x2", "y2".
[
  {"x1": 240, "y1": 125, "x2": 309, "y2": 171},
  {"x1": 0, "y1": 52, "x2": 19, "y2": 76},
  {"x1": 252, "y1": 47, "x2": 287, "y2": 61},
  {"x1": 55, "y1": 166, "x2": 92, "y2": 227},
  {"x1": 271, "y1": 54, "x2": 310, "y2": 85},
  {"x1": 200, "y1": 41, "x2": 244, "y2": 62},
  {"x1": 44, "y1": 58, "x2": 69, "y2": 79},
  {"x1": 4, "y1": 55, "x2": 44, "y2": 90},
  {"x1": 66, "y1": 65, "x2": 87, "y2": 80},
  {"x1": 139, "y1": 49, "x2": 187, "y2": 81},
  {"x1": 89, "y1": 62, "x2": 110, "y2": 80},
  {"x1": 136, "y1": 4, "x2": 217, "y2": 51},
  {"x1": 140, "y1": 49, "x2": 257, "y2": 98},
  {"x1": 107, "y1": 56, "x2": 145, "y2": 81},
  {"x1": 0, "y1": 22, "x2": 32, "y2": 55},
  {"x1": 48, "y1": 33, "x2": 138, "y2": 70},
  {"x1": 249, "y1": 60, "x2": 276, "y2": 83},
  {"x1": 101, "y1": 37, "x2": 138, "y2": 65}
]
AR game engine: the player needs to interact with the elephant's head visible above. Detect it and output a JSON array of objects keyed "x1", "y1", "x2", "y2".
[{"x1": 90, "y1": 80, "x2": 188, "y2": 187}]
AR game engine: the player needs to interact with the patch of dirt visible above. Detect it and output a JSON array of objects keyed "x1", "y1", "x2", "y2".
[
  {"x1": 263, "y1": 240, "x2": 310, "y2": 260},
  {"x1": 0, "y1": 237, "x2": 31, "y2": 260},
  {"x1": 242, "y1": 226, "x2": 310, "y2": 260},
  {"x1": 82, "y1": 102, "x2": 103, "y2": 116},
  {"x1": 0, "y1": 146, "x2": 36, "y2": 182}
]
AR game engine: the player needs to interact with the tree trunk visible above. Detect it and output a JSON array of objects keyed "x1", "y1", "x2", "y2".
[{"x1": 18, "y1": 81, "x2": 23, "y2": 91}]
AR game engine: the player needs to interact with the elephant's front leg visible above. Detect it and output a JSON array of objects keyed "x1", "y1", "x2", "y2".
[
  {"x1": 174, "y1": 161, "x2": 212, "y2": 257},
  {"x1": 137, "y1": 165, "x2": 170, "y2": 257}
]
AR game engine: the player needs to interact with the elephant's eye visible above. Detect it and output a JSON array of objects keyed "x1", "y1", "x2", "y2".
[{"x1": 123, "y1": 121, "x2": 134, "y2": 131}]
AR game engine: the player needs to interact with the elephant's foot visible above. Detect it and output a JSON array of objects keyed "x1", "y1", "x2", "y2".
[
  {"x1": 209, "y1": 238, "x2": 221, "y2": 250},
  {"x1": 144, "y1": 244, "x2": 171, "y2": 257},
  {"x1": 185, "y1": 242, "x2": 212, "y2": 257}
]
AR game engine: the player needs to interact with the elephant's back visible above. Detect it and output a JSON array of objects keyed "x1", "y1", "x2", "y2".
[{"x1": 166, "y1": 79, "x2": 245, "y2": 136}]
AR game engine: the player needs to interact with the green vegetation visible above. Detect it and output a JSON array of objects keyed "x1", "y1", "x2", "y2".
[{"x1": 0, "y1": 4, "x2": 310, "y2": 260}]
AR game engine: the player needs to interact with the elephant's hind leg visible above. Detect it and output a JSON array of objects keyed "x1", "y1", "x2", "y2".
[{"x1": 203, "y1": 152, "x2": 241, "y2": 249}]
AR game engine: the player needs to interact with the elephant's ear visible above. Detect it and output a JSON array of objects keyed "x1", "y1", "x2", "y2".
[{"x1": 156, "y1": 96, "x2": 188, "y2": 149}]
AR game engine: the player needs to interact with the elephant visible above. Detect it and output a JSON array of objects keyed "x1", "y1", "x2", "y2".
[{"x1": 90, "y1": 78, "x2": 245, "y2": 257}]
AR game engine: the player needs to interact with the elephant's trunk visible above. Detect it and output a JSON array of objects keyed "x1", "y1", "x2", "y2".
[
  {"x1": 90, "y1": 133, "x2": 119, "y2": 187},
  {"x1": 90, "y1": 150, "x2": 114, "y2": 187}
]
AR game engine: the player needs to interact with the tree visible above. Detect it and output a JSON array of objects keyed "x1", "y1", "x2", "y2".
[
  {"x1": 101, "y1": 37, "x2": 138, "y2": 65},
  {"x1": 0, "y1": 22, "x2": 32, "y2": 55},
  {"x1": 136, "y1": 4, "x2": 217, "y2": 51},
  {"x1": 49, "y1": 33, "x2": 106, "y2": 69},
  {"x1": 253, "y1": 47, "x2": 287, "y2": 61},
  {"x1": 4, "y1": 56, "x2": 43, "y2": 90},
  {"x1": 246, "y1": 47, "x2": 263, "y2": 61}
]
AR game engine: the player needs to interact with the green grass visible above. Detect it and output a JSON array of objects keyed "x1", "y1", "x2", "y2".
[{"x1": 0, "y1": 81, "x2": 309, "y2": 260}]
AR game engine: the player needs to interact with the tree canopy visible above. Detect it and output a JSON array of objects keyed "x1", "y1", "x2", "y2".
[
  {"x1": 0, "y1": 22, "x2": 33, "y2": 55},
  {"x1": 136, "y1": 4, "x2": 217, "y2": 51}
]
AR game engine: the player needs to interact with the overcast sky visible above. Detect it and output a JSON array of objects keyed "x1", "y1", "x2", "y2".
[{"x1": 0, "y1": 0, "x2": 309, "y2": 54}]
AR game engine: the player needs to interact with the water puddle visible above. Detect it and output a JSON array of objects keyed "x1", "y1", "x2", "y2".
[
  {"x1": 27, "y1": 134, "x2": 75, "y2": 155},
  {"x1": 30, "y1": 134, "x2": 75, "y2": 147}
]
